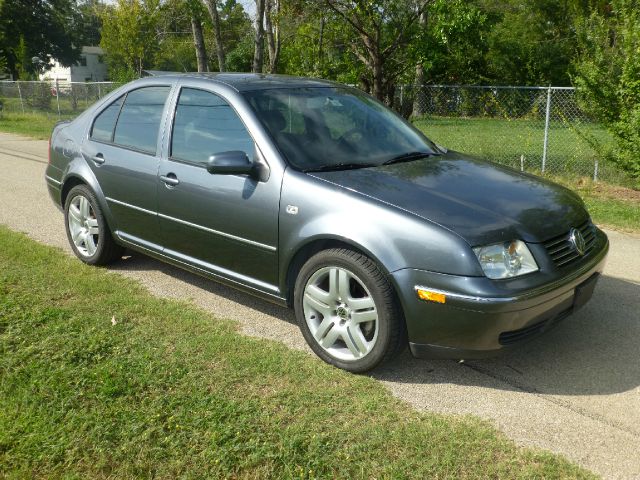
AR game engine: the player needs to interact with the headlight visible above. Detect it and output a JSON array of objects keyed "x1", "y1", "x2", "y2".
[{"x1": 473, "y1": 240, "x2": 538, "y2": 279}]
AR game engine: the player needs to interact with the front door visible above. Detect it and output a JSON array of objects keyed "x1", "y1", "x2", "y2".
[
  {"x1": 83, "y1": 85, "x2": 172, "y2": 248},
  {"x1": 157, "y1": 87, "x2": 280, "y2": 291}
]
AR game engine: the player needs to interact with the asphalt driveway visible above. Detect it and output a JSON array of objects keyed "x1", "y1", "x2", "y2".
[{"x1": 1, "y1": 132, "x2": 638, "y2": 479}]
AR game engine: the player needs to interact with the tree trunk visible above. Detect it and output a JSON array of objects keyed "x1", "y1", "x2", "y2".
[
  {"x1": 191, "y1": 17, "x2": 208, "y2": 72},
  {"x1": 202, "y1": 0, "x2": 226, "y2": 71},
  {"x1": 265, "y1": 0, "x2": 280, "y2": 73},
  {"x1": 317, "y1": 16, "x2": 324, "y2": 73},
  {"x1": 412, "y1": 8, "x2": 428, "y2": 117},
  {"x1": 253, "y1": 0, "x2": 266, "y2": 73},
  {"x1": 372, "y1": 56, "x2": 385, "y2": 102}
]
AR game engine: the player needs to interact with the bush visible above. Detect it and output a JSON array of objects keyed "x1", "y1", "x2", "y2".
[{"x1": 573, "y1": 0, "x2": 640, "y2": 185}]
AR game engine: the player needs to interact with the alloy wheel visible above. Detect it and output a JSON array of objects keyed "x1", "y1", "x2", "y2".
[
  {"x1": 302, "y1": 266, "x2": 379, "y2": 361},
  {"x1": 67, "y1": 194, "x2": 100, "y2": 257}
]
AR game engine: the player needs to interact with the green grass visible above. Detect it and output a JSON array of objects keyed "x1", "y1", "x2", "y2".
[
  {"x1": 571, "y1": 181, "x2": 640, "y2": 232},
  {"x1": 0, "y1": 111, "x2": 74, "y2": 139},
  {"x1": 584, "y1": 196, "x2": 640, "y2": 231},
  {"x1": 414, "y1": 116, "x2": 625, "y2": 183},
  {"x1": 0, "y1": 226, "x2": 595, "y2": 479}
]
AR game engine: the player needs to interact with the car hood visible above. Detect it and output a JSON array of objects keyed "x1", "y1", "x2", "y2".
[{"x1": 309, "y1": 151, "x2": 588, "y2": 246}]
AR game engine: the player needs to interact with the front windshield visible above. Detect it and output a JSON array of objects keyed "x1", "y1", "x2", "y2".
[{"x1": 243, "y1": 87, "x2": 438, "y2": 171}]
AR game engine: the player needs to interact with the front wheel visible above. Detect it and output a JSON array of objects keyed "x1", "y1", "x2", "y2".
[
  {"x1": 64, "y1": 185, "x2": 123, "y2": 265},
  {"x1": 294, "y1": 248, "x2": 406, "y2": 372}
]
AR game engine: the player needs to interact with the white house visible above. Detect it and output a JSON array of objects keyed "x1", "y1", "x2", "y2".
[{"x1": 40, "y1": 46, "x2": 108, "y2": 82}]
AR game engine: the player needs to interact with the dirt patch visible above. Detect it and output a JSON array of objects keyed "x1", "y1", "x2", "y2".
[{"x1": 574, "y1": 178, "x2": 640, "y2": 203}]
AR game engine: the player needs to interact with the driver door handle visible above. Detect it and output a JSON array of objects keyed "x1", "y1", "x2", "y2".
[
  {"x1": 160, "y1": 173, "x2": 180, "y2": 187},
  {"x1": 92, "y1": 154, "x2": 105, "y2": 165}
]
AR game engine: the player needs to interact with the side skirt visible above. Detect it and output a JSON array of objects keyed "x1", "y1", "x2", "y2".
[{"x1": 114, "y1": 231, "x2": 289, "y2": 308}]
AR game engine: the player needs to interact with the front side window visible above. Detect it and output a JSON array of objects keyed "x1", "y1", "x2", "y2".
[
  {"x1": 171, "y1": 88, "x2": 255, "y2": 166},
  {"x1": 113, "y1": 86, "x2": 171, "y2": 154}
]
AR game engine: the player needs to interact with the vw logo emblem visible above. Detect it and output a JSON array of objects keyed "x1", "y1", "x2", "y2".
[
  {"x1": 336, "y1": 306, "x2": 349, "y2": 320},
  {"x1": 569, "y1": 228, "x2": 586, "y2": 256}
]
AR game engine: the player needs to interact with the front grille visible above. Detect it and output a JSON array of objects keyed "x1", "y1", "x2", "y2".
[{"x1": 543, "y1": 219, "x2": 597, "y2": 269}]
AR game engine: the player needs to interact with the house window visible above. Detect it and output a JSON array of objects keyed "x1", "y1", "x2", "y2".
[{"x1": 78, "y1": 56, "x2": 87, "y2": 67}]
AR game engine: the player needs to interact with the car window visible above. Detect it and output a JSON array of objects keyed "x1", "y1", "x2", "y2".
[
  {"x1": 171, "y1": 88, "x2": 255, "y2": 165},
  {"x1": 90, "y1": 96, "x2": 123, "y2": 142},
  {"x1": 112, "y1": 86, "x2": 171, "y2": 154},
  {"x1": 244, "y1": 87, "x2": 437, "y2": 170}
]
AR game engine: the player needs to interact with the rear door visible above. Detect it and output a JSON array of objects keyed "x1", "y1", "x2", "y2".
[
  {"x1": 156, "y1": 85, "x2": 281, "y2": 291},
  {"x1": 83, "y1": 84, "x2": 173, "y2": 248}
]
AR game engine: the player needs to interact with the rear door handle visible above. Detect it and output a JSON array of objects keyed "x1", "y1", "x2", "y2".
[
  {"x1": 160, "y1": 173, "x2": 180, "y2": 187},
  {"x1": 92, "y1": 154, "x2": 105, "y2": 165}
]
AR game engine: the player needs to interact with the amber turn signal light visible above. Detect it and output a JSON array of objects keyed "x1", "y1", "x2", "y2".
[{"x1": 416, "y1": 289, "x2": 446, "y2": 304}]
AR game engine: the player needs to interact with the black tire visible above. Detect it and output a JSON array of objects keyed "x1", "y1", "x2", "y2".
[
  {"x1": 294, "y1": 248, "x2": 406, "y2": 372},
  {"x1": 64, "y1": 184, "x2": 123, "y2": 265}
]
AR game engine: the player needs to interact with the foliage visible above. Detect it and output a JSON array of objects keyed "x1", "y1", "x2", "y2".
[
  {"x1": 100, "y1": 0, "x2": 162, "y2": 81},
  {"x1": 216, "y1": 0, "x2": 253, "y2": 71},
  {"x1": 481, "y1": 0, "x2": 582, "y2": 86},
  {"x1": 412, "y1": 0, "x2": 489, "y2": 85},
  {"x1": 573, "y1": 0, "x2": 640, "y2": 183},
  {"x1": 0, "y1": 0, "x2": 82, "y2": 79},
  {"x1": 322, "y1": 0, "x2": 426, "y2": 101}
]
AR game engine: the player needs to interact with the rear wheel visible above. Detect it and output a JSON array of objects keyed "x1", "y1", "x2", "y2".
[
  {"x1": 64, "y1": 185, "x2": 123, "y2": 265},
  {"x1": 294, "y1": 248, "x2": 406, "y2": 372}
]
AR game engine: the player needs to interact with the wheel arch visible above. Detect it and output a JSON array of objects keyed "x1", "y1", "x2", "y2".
[
  {"x1": 60, "y1": 163, "x2": 117, "y2": 234},
  {"x1": 282, "y1": 236, "x2": 397, "y2": 307}
]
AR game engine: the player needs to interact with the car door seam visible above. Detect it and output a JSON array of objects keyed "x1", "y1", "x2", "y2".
[{"x1": 156, "y1": 212, "x2": 277, "y2": 252}]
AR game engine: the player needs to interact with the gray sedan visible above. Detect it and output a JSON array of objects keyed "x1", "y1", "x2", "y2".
[{"x1": 45, "y1": 74, "x2": 608, "y2": 372}]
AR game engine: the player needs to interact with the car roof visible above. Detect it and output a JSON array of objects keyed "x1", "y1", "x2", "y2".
[{"x1": 139, "y1": 72, "x2": 342, "y2": 92}]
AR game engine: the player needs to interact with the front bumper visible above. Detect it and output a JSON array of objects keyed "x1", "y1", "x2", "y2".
[{"x1": 392, "y1": 230, "x2": 609, "y2": 359}]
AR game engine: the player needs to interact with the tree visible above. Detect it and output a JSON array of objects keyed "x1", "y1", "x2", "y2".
[
  {"x1": 76, "y1": 0, "x2": 106, "y2": 47},
  {"x1": 323, "y1": 0, "x2": 428, "y2": 102},
  {"x1": 573, "y1": 0, "x2": 640, "y2": 182},
  {"x1": 412, "y1": 5, "x2": 428, "y2": 116},
  {"x1": 265, "y1": 0, "x2": 281, "y2": 73},
  {"x1": 0, "y1": 0, "x2": 81, "y2": 79},
  {"x1": 202, "y1": 0, "x2": 225, "y2": 71},
  {"x1": 253, "y1": 0, "x2": 266, "y2": 72},
  {"x1": 100, "y1": 0, "x2": 162, "y2": 80},
  {"x1": 482, "y1": 0, "x2": 580, "y2": 86},
  {"x1": 191, "y1": 16, "x2": 208, "y2": 72}
]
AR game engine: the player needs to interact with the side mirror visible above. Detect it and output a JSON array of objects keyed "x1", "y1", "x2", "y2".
[
  {"x1": 207, "y1": 151, "x2": 270, "y2": 182},
  {"x1": 207, "y1": 151, "x2": 255, "y2": 176}
]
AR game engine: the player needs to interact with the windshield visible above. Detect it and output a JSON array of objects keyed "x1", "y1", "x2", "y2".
[{"x1": 243, "y1": 87, "x2": 438, "y2": 171}]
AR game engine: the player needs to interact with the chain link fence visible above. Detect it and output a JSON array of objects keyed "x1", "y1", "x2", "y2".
[
  {"x1": 0, "y1": 80, "x2": 122, "y2": 119},
  {"x1": 398, "y1": 85, "x2": 622, "y2": 183},
  {"x1": 0, "y1": 80, "x2": 626, "y2": 183}
]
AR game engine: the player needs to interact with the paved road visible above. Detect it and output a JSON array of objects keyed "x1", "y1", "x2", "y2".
[{"x1": 1, "y1": 132, "x2": 639, "y2": 479}]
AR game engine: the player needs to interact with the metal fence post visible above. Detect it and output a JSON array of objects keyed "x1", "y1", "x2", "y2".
[
  {"x1": 542, "y1": 86, "x2": 552, "y2": 173},
  {"x1": 55, "y1": 78, "x2": 61, "y2": 117},
  {"x1": 17, "y1": 81, "x2": 25, "y2": 114},
  {"x1": 593, "y1": 159, "x2": 599, "y2": 182}
]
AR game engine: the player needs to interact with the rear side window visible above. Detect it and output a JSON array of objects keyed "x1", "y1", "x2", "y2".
[
  {"x1": 90, "y1": 96, "x2": 123, "y2": 142},
  {"x1": 113, "y1": 86, "x2": 171, "y2": 154},
  {"x1": 171, "y1": 88, "x2": 254, "y2": 165}
]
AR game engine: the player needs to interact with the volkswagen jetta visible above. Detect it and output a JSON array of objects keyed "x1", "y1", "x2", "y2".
[{"x1": 45, "y1": 74, "x2": 609, "y2": 372}]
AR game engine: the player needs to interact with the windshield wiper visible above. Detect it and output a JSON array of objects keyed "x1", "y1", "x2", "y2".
[
  {"x1": 304, "y1": 162, "x2": 378, "y2": 172},
  {"x1": 382, "y1": 151, "x2": 438, "y2": 166}
]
